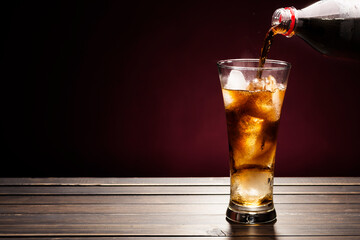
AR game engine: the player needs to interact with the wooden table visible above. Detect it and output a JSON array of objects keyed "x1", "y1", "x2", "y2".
[{"x1": 0, "y1": 177, "x2": 360, "y2": 239}]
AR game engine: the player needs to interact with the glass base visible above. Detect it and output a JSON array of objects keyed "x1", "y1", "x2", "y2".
[{"x1": 226, "y1": 201, "x2": 276, "y2": 224}]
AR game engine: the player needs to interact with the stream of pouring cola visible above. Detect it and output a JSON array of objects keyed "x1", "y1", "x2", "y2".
[{"x1": 257, "y1": 25, "x2": 280, "y2": 79}]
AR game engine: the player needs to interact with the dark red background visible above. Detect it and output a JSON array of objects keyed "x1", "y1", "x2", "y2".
[{"x1": 1, "y1": 0, "x2": 359, "y2": 177}]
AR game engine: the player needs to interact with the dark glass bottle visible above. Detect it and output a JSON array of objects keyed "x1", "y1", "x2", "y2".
[{"x1": 272, "y1": 0, "x2": 360, "y2": 59}]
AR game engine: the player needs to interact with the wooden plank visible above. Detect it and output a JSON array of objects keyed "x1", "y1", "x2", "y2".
[
  {"x1": 0, "y1": 178, "x2": 229, "y2": 186},
  {"x1": 0, "y1": 185, "x2": 229, "y2": 195},
  {"x1": 275, "y1": 177, "x2": 360, "y2": 186},
  {"x1": 0, "y1": 222, "x2": 360, "y2": 237},
  {"x1": 1, "y1": 212, "x2": 359, "y2": 225},
  {"x1": 0, "y1": 238, "x2": 360, "y2": 240},
  {"x1": 1, "y1": 194, "x2": 359, "y2": 204},
  {"x1": 1, "y1": 177, "x2": 359, "y2": 186},
  {"x1": 1, "y1": 185, "x2": 360, "y2": 195},
  {"x1": 0, "y1": 203, "x2": 359, "y2": 214}
]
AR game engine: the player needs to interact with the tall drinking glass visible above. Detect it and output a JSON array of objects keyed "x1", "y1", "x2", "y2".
[{"x1": 217, "y1": 59, "x2": 291, "y2": 224}]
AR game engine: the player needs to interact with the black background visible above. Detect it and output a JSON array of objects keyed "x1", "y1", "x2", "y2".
[{"x1": 1, "y1": 0, "x2": 360, "y2": 177}]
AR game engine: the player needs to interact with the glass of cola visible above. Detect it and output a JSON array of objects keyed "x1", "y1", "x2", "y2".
[{"x1": 217, "y1": 59, "x2": 291, "y2": 224}]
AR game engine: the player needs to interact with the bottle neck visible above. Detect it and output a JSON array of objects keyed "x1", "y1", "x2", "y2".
[{"x1": 271, "y1": 7, "x2": 297, "y2": 37}]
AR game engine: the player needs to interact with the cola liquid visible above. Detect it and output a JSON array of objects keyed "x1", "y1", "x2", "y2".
[
  {"x1": 295, "y1": 18, "x2": 360, "y2": 59},
  {"x1": 257, "y1": 26, "x2": 278, "y2": 78},
  {"x1": 222, "y1": 79, "x2": 286, "y2": 206},
  {"x1": 259, "y1": 27, "x2": 276, "y2": 69}
]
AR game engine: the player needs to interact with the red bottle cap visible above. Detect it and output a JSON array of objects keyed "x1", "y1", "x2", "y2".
[{"x1": 283, "y1": 7, "x2": 296, "y2": 36}]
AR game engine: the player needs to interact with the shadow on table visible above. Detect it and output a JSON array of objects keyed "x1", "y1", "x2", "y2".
[{"x1": 226, "y1": 219, "x2": 278, "y2": 239}]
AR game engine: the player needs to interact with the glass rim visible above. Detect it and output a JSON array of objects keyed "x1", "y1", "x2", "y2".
[{"x1": 217, "y1": 58, "x2": 291, "y2": 71}]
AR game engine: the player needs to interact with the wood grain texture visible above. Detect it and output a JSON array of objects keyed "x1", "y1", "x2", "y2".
[
  {"x1": 0, "y1": 238, "x2": 360, "y2": 240},
  {"x1": 1, "y1": 203, "x2": 360, "y2": 214},
  {"x1": 0, "y1": 177, "x2": 360, "y2": 186},
  {"x1": 0, "y1": 177, "x2": 359, "y2": 238},
  {"x1": 1, "y1": 223, "x2": 360, "y2": 236},
  {"x1": 1, "y1": 211, "x2": 360, "y2": 225},
  {"x1": 1, "y1": 185, "x2": 360, "y2": 195},
  {"x1": 1, "y1": 194, "x2": 360, "y2": 204}
]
